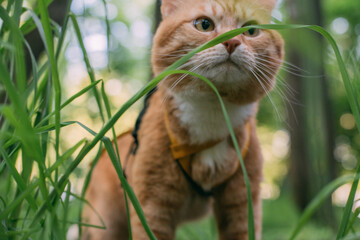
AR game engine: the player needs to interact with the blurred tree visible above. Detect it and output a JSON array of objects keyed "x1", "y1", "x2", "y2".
[
  {"x1": 286, "y1": 0, "x2": 337, "y2": 226},
  {"x1": 154, "y1": 0, "x2": 161, "y2": 31},
  {"x1": 24, "y1": 0, "x2": 69, "y2": 76},
  {"x1": 288, "y1": 0, "x2": 339, "y2": 225}
]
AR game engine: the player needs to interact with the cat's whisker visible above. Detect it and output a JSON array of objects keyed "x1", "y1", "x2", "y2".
[
  {"x1": 256, "y1": 56, "x2": 300, "y2": 74},
  {"x1": 178, "y1": 59, "x2": 197, "y2": 69},
  {"x1": 152, "y1": 54, "x2": 187, "y2": 59},
  {"x1": 152, "y1": 51, "x2": 192, "y2": 57},
  {"x1": 258, "y1": 61, "x2": 309, "y2": 78},
  {"x1": 255, "y1": 61, "x2": 298, "y2": 99},
  {"x1": 255, "y1": 52, "x2": 297, "y2": 66},
  {"x1": 151, "y1": 55, "x2": 189, "y2": 63},
  {"x1": 153, "y1": 48, "x2": 195, "y2": 54},
  {"x1": 252, "y1": 66, "x2": 278, "y2": 94},
  {"x1": 253, "y1": 65, "x2": 300, "y2": 126},
  {"x1": 249, "y1": 67, "x2": 272, "y2": 95},
  {"x1": 152, "y1": 52, "x2": 189, "y2": 56},
  {"x1": 254, "y1": 60, "x2": 293, "y2": 88},
  {"x1": 258, "y1": 54, "x2": 300, "y2": 73},
  {"x1": 249, "y1": 68, "x2": 282, "y2": 122},
  {"x1": 253, "y1": 63, "x2": 291, "y2": 95},
  {"x1": 172, "y1": 63, "x2": 205, "y2": 88},
  {"x1": 254, "y1": 65, "x2": 292, "y2": 102},
  {"x1": 253, "y1": 65, "x2": 302, "y2": 110},
  {"x1": 151, "y1": 48, "x2": 195, "y2": 61},
  {"x1": 255, "y1": 54, "x2": 308, "y2": 76},
  {"x1": 161, "y1": 63, "x2": 205, "y2": 105}
]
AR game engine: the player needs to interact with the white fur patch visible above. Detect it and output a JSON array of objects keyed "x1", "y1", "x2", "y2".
[
  {"x1": 173, "y1": 92, "x2": 256, "y2": 145},
  {"x1": 197, "y1": 140, "x2": 230, "y2": 190}
]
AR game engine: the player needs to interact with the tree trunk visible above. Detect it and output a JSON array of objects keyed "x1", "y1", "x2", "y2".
[
  {"x1": 153, "y1": 0, "x2": 162, "y2": 32},
  {"x1": 24, "y1": 0, "x2": 69, "y2": 77},
  {"x1": 286, "y1": 0, "x2": 337, "y2": 226}
]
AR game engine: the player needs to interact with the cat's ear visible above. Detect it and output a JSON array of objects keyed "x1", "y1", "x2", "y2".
[
  {"x1": 263, "y1": 0, "x2": 277, "y2": 11},
  {"x1": 161, "y1": 0, "x2": 182, "y2": 18}
]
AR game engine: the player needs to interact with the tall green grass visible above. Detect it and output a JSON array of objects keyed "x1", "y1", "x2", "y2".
[{"x1": 0, "y1": 1, "x2": 359, "y2": 240}]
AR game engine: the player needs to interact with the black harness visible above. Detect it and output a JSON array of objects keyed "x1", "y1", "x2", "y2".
[
  {"x1": 128, "y1": 86, "x2": 213, "y2": 197},
  {"x1": 131, "y1": 86, "x2": 158, "y2": 155}
]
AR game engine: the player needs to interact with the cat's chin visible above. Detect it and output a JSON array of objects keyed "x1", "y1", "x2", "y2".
[
  {"x1": 217, "y1": 59, "x2": 240, "y2": 69},
  {"x1": 201, "y1": 63, "x2": 251, "y2": 86}
]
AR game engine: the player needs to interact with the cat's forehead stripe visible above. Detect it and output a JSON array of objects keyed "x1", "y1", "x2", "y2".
[
  {"x1": 210, "y1": 4, "x2": 218, "y2": 16},
  {"x1": 205, "y1": 4, "x2": 214, "y2": 16},
  {"x1": 199, "y1": 4, "x2": 207, "y2": 12},
  {"x1": 209, "y1": 0, "x2": 271, "y2": 23}
]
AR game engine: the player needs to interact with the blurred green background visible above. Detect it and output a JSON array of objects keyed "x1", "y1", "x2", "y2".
[{"x1": 0, "y1": 0, "x2": 360, "y2": 239}]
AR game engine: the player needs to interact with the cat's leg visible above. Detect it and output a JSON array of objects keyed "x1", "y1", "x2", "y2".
[
  {"x1": 213, "y1": 173, "x2": 262, "y2": 240},
  {"x1": 130, "y1": 200, "x2": 177, "y2": 240},
  {"x1": 81, "y1": 155, "x2": 129, "y2": 240},
  {"x1": 129, "y1": 161, "x2": 188, "y2": 240},
  {"x1": 213, "y1": 143, "x2": 263, "y2": 240}
]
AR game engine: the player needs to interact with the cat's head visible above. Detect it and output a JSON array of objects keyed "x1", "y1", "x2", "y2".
[{"x1": 151, "y1": 0, "x2": 284, "y2": 104}]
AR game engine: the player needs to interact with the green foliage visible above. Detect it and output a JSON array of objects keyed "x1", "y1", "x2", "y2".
[
  {"x1": 324, "y1": 0, "x2": 360, "y2": 25},
  {"x1": 0, "y1": 1, "x2": 360, "y2": 240},
  {"x1": 290, "y1": 175, "x2": 354, "y2": 240}
]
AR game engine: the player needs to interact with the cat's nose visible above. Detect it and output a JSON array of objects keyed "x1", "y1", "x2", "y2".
[{"x1": 222, "y1": 39, "x2": 241, "y2": 54}]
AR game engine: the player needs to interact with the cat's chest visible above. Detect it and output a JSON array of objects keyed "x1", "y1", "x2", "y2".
[
  {"x1": 191, "y1": 140, "x2": 238, "y2": 190},
  {"x1": 173, "y1": 93, "x2": 255, "y2": 189},
  {"x1": 173, "y1": 93, "x2": 255, "y2": 144}
]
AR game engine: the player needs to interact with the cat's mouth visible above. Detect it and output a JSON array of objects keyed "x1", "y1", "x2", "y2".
[
  {"x1": 211, "y1": 57, "x2": 235, "y2": 67},
  {"x1": 216, "y1": 58, "x2": 243, "y2": 71},
  {"x1": 224, "y1": 59, "x2": 238, "y2": 67}
]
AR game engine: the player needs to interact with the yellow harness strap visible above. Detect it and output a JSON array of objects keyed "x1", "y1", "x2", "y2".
[{"x1": 164, "y1": 111, "x2": 251, "y2": 177}]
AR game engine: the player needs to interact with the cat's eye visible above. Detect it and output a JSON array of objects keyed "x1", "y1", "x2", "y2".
[
  {"x1": 244, "y1": 28, "x2": 259, "y2": 36},
  {"x1": 242, "y1": 21, "x2": 260, "y2": 37},
  {"x1": 194, "y1": 17, "x2": 215, "y2": 32}
]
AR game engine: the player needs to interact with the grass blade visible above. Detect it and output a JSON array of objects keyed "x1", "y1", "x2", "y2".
[
  {"x1": 55, "y1": 0, "x2": 73, "y2": 60},
  {"x1": 0, "y1": 61, "x2": 48, "y2": 202},
  {"x1": 340, "y1": 233, "x2": 360, "y2": 240},
  {"x1": 289, "y1": 175, "x2": 355, "y2": 240},
  {"x1": 100, "y1": 81, "x2": 132, "y2": 238},
  {"x1": 0, "y1": 147, "x2": 37, "y2": 210},
  {"x1": 78, "y1": 143, "x2": 103, "y2": 237},
  {"x1": 336, "y1": 167, "x2": 360, "y2": 239},
  {"x1": 69, "y1": 13, "x2": 106, "y2": 123},
  {"x1": 38, "y1": 0, "x2": 62, "y2": 161},
  {"x1": 100, "y1": 0, "x2": 111, "y2": 71},
  {"x1": 0, "y1": 5, "x2": 26, "y2": 92},
  {"x1": 37, "y1": 79, "x2": 102, "y2": 126}
]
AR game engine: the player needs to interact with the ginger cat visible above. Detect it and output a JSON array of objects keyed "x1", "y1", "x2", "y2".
[{"x1": 82, "y1": 0, "x2": 284, "y2": 239}]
